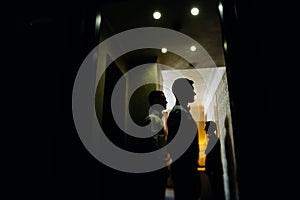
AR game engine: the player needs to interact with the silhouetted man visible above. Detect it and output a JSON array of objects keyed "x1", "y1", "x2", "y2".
[{"x1": 167, "y1": 78, "x2": 201, "y2": 200}]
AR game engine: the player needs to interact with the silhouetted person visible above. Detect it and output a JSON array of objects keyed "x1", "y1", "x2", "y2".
[
  {"x1": 167, "y1": 78, "x2": 201, "y2": 200},
  {"x1": 143, "y1": 90, "x2": 168, "y2": 152},
  {"x1": 134, "y1": 90, "x2": 169, "y2": 200},
  {"x1": 204, "y1": 121, "x2": 225, "y2": 200}
]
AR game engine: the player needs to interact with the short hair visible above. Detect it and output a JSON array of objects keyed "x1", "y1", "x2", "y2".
[
  {"x1": 172, "y1": 78, "x2": 194, "y2": 96},
  {"x1": 148, "y1": 90, "x2": 164, "y2": 106}
]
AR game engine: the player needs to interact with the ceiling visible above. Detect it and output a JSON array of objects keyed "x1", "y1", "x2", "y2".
[{"x1": 98, "y1": 0, "x2": 225, "y2": 69}]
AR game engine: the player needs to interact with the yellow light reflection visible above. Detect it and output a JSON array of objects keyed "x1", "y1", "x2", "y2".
[{"x1": 198, "y1": 120, "x2": 207, "y2": 170}]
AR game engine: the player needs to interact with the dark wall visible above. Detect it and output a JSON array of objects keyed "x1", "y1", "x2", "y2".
[
  {"x1": 16, "y1": 0, "x2": 104, "y2": 199},
  {"x1": 219, "y1": 0, "x2": 277, "y2": 198}
]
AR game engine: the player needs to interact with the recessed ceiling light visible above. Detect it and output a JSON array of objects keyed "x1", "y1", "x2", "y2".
[
  {"x1": 190, "y1": 45, "x2": 197, "y2": 51},
  {"x1": 153, "y1": 11, "x2": 161, "y2": 19},
  {"x1": 161, "y1": 48, "x2": 167, "y2": 53},
  {"x1": 191, "y1": 7, "x2": 199, "y2": 16}
]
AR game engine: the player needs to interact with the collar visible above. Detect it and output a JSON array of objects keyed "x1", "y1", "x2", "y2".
[{"x1": 173, "y1": 104, "x2": 190, "y2": 113}]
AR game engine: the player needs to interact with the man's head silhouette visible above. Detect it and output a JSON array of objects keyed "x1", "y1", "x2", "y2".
[{"x1": 172, "y1": 78, "x2": 196, "y2": 105}]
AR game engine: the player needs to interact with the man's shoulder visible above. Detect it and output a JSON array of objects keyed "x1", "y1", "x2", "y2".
[
  {"x1": 145, "y1": 113, "x2": 161, "y2": 121},
  {"x1": 144, "y1": 114, "x2": 163, "y2": 129},
  {"x1": 167, "y1": 107, "x2": 182, "y2": 124}
]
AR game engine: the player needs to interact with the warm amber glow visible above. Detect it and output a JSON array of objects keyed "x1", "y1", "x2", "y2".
[
  {"x1": 197, "y1": 167, "x2": 205, "y2": 171},
  {"x1": 198, "y1": 120, "x2": 207, "y2": 167}
]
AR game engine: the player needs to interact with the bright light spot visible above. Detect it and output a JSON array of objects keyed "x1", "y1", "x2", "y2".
[
  {"x1": 161, "y1": 48, "x2": 167, "y2": 53},
  {"x1": 95, "y1": 14, "x2": 101, "y2": 29},
  {"x1": 153, "y1": 11, "x2": 161, "y2": 19},
  {"x1": 218, "y1": 3, "x2": 223, "y2": 17},
  {"x1": 223, "y1": 41, "x2": 227, "y2": 51},
  {"x1": 191, "y1": 7, "x2": 199, "y2": 16},
  {"x1": 190, "y1": 45, "x2": 197, "y2": 52}
]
